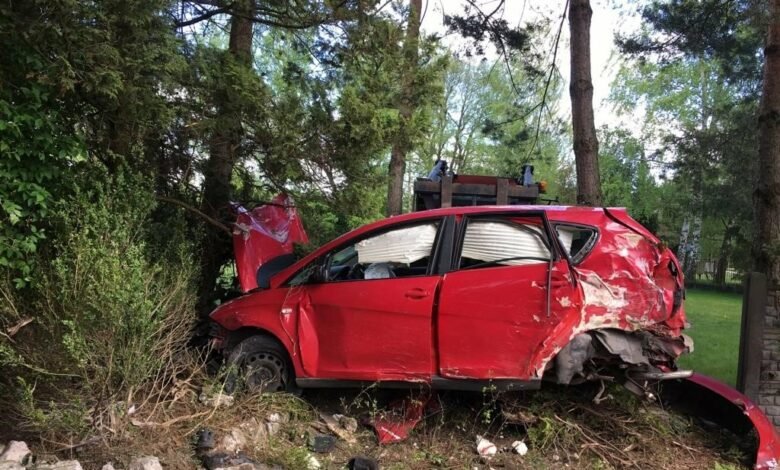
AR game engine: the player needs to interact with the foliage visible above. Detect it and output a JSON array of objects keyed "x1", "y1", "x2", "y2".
[{"x1": 0, "y1": 168, "x2": 197, "y2": 438}]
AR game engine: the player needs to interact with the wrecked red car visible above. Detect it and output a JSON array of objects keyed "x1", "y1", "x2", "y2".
[
  {"x1": 211, "y1": 204, "x2": 691, "y2": 391},
  {"x1": 211, "y1": 201, "x2": 780, "y2": 469}
]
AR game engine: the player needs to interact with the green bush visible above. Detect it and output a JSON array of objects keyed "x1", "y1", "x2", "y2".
[{"x1": 0, "y1": 169, "x2": 197, "y2": 438}]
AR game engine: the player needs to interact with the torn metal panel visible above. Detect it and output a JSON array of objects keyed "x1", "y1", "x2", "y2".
[{"x1": 232, "y1": 194, "x2": 309, "y2": 292}]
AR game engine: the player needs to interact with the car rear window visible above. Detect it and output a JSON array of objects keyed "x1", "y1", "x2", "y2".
[{"x1": 555, "y1": 224, "x2": 598, "y2": 263}]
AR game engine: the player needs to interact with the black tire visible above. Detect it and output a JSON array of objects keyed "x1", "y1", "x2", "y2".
[{"x1": 226, "y1": 335, "x2": 297, "y2": 394}]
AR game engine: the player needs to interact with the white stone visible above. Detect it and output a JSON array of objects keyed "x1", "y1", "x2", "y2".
[
  {"x1": 34, "y1": 460, "x2": 83, "y2": 470},
  {"x1": 101, "y1": 464, "x2": 116, "y2": 470},
  {"x1": 511, "y1": 440, "x2": 528, "y2": 456},
  {"x1": 199, "y1": 391, "x2": 235, "y2": 408},
  {"x1": 306, "y1": 455, "x2": 320, "y2": 470},
  {"x1": 0, "y1": 442, "x2": 30, "y2": 464},
  {"x1": 0, "y1": 462, "x2": 25, "y2": 470},
  {"x1": 220, "y1": 428, "x2": 248, "y2": 453},
  {"x1": 128, "y1": 456, "x2": 162, "y2": 470}
]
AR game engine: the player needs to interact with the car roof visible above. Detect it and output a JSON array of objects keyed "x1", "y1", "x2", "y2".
[{"x1": 270, "y1": 205, "x2": 622, "y2": 288}]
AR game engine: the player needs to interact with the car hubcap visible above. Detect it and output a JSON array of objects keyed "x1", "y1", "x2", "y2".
[{"x1": 243, "y1": 352, "x2": 286, "y2": 392}]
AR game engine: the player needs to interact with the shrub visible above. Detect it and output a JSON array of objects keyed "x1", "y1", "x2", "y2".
[{"x1": 0, "y1": 169, "x2": 197, "y2": 439}]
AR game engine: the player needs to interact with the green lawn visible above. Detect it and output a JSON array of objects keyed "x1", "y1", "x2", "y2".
[{"x1": 676, "y1": 288, "x2": 743, "y2": 385}]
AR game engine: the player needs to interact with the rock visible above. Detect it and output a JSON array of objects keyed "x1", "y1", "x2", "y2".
[
  {"x1": 0, "y1": 462, "x2": 25, "y2": 470},
  {"x1": 305, "y1": 454, "x2": 320, "y2": 470},
  {"x1": 0, "y1": 441, "x2": 30, "y2": 464},
  {"x1": 200, "y1": 391, "x2": 235, "y2": 408},
  {"x1": 128, "y1": 456, "x2": 162, "y2": 470},
  {"x1": 264, "y1": 413, "x2": 287, "y2": 437},
  {"x1": 101, "y1": 464, "x2": 116, "y2": 470},
  {"x1": 333, "y1": 414, "x2": 358, "y2": 433},
  {"x1": 220, "y1": 429, "x2": 248, "y2": 454},
  {"x1": 34, "y1": 460, "x2": 83, "y2": 470}
]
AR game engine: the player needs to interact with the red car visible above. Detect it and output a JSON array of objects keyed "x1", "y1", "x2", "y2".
[
  {"x1": 211, "y1": 203, "x2": 690, "y2": 392},
  {"x1": 210, "y1": 200, "x2": 780, "y2": 469}
]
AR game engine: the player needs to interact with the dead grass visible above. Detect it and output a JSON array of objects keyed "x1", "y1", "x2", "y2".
[{"x1": 16, "y1": 374, "x2": 752, "y2": 470}]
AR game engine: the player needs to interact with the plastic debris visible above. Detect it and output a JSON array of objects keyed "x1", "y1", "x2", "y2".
[
  {"x1": 348, "y1": 456, "x2": 379, "y2": 470},
  {"x1": 367, "y1": 393, "x2": 438, "y2": 444},
  {"x1": 309, "y1": 435, "x2": 337, "y2": 453},
  {"x1": 476, "y1": 436, "x2": 497, "y2": 458},
  {"x1": 511, "y1": 440, "x2": 528, "y2": 456}
]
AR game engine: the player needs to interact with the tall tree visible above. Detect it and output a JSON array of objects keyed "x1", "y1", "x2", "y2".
[
  {"x1": 568, "y1": 0, "x2": 602, "y2": 206},
  {"x1": 197, "y1": 0, "x2": 257, "y2": 308},
  {"x1": 754, "y1": 0, "x2": 780, "y2": 283},
  {"x1": 387, "y1": 0, "x2": 422, "y2": 216}
]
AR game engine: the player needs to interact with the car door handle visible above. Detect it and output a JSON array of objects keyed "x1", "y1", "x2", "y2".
[{"x1": 405, "y1": 288, "x2": 430, "y2": 299}]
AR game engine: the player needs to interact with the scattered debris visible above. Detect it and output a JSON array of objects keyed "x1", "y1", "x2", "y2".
[
  {"x1": 33, "y1": 461, "x2": 83, "y2": 470},
  {"x1": 196, "y1": 428, "x2": 216, "y2": 454},
  {"x1": 0, "y1": 462, "x2": 25, "y2": 470},
  {"x1": 334, "y1": 414, "x2": 358, "y2": 433},
  {"x1": 347, "y1": 456, "x2": 379, "y2": 470},
  {"x1": 199, "y1": 390, "x2": 235, "y2": 408},
  {"x1": 308, "y1": 435, "x2": 337, "y2": 453},
  {"x1": 305, "y1": 454, "x2": 320, "y2": 470},
  {"x1": 475, "y1": 436, "x2": 497, "y2": 458},
  {"x1": 128, "y1": 456, "x2": 163, "y2": 470},
  {"x1": 0, "y1": 441, "x2": 31, "y2": 465},
  {"x1": 265, "y1": 412, "x2": 287, "y2": 436},
  {"x1": 510, "y1": 440, "x2": 528, "y2": 456},
  {"x1": 367, "y1": 394, "x2": 435, "y2": 444},
  {"x1": 320, "y1": 413, "x2": 357, "y2": 444}
]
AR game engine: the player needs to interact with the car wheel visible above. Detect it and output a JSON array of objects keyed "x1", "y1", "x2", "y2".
[{"x1": 227, "y1": 335, "x2": 295, "y2": 394}]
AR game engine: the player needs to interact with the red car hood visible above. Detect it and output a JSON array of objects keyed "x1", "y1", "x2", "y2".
[{"x1": 232, "y1": 194, "x2": 309, "y2": 292}]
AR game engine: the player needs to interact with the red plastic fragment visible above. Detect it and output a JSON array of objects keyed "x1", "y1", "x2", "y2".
[{"x1": 368, "y1": 394, "x2": 437, "y2": 444}]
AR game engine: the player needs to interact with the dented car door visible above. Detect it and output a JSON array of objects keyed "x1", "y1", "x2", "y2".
[
  {"x1": 295, "y1": 219, "x2": 446, "y2": 381},
  {"x1": 436, "y1": 213, "x2": 580, "y2": 380}
]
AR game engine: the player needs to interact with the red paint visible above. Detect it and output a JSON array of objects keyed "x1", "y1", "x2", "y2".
[
  {"x1": 213, "y1": 205, "x2": 689, "y2": 382},
  {"x1": 298, "y1": 276, "x2": 440, "y2": 380},
  {"x1": 684, "y1": 374, "x2": 780, "y2": 469},
  {"x1": 437, "y1": 259, "x2": 579, "y2": 378},
  {"x1": 232, "y1": 194, "x2": 309, "y2": 292},
  {"x1": 367, "y1": 394, "x2": 436, "y2": 444}
]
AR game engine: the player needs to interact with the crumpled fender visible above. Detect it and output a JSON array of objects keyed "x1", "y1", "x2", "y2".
[
  {"x1": 662, "y1": 374, "x2": 780, "y2": 470},
  {"x1": 232, "y1": 194, "x2": 309, "y2": 292}
]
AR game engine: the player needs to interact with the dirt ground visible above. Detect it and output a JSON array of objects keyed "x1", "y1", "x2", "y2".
[{"x1": 21, "y1": 381, "x2": 754, "y2": 470}]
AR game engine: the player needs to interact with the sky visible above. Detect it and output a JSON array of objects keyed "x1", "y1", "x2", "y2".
[{"x1": 420, "y1": 0, "x2": 642, "y2": 128}]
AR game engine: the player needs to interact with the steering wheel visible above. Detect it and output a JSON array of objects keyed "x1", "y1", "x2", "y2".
[{"x1": 346, "y1": 263, "x2": 365, "y2": 280}]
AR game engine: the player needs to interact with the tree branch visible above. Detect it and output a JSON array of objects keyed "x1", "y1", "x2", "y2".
[{"x1": 156, "y1": 196, "x2": 232, "y2": 234}]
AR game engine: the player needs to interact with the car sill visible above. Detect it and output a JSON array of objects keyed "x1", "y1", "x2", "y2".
[{"x1": 295, "y1": 377, "x2": 542, "y2": 391}]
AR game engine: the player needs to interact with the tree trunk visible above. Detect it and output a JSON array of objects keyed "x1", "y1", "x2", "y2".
[
  {"x1": 686, "y1": 211, "x2": 702, "y2": 280},
  {"x1": 754, "y1": 0, "x2": 780, "y2": 422},
  {"x1": 569, "y1": 0, "x2": 602, "y2": 207},
  {"x1": 677, "y1": 217, "x2": 690, "y2": 269},
  {"x1": 198, "y1": 0, "x2": 255, "y2": 311},
  {"x1": 754, "y1": 0, "x2": 780, "y2": 280},
  {"x1": 715, "y1": 221, "x2": 737, "y2": 287},
  {"x1": 387, "y1": 0, "x2": 422, "y2": 216}
]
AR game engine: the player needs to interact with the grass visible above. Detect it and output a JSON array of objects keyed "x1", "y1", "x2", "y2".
[{"x1": 677, "y1": 288, "x2": 743, "y2": 385}]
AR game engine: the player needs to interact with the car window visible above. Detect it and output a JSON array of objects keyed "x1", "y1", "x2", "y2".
[
  {"x1": 458, "y1": 219, "x2": 551, "y2": 269},
  {"x1": 325, "y1": 222, "x2": 440, "y2": 281},
  {"x1": 555, "y1": 224, "x2": 597, "y2": 263}
]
